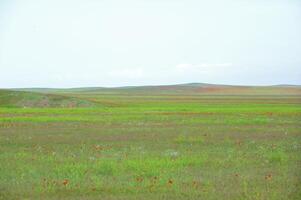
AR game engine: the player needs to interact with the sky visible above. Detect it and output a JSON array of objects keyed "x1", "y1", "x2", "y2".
[{"x1": 0, "y1": 0, "x2": 300, "y2": 88}]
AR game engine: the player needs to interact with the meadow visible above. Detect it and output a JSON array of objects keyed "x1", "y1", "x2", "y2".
[{"x1": 0, "y1": 85, "x2": 301, "y2": 199}]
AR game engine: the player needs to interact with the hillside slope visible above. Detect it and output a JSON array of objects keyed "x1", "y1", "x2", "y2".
[
  {"x1": 0, "y1": 89, "x2": 98, "y2": 108},
  {"x1": 59, "y1": 83, "x2": 301, "y2": 95},
  {"x1": 13, "y1": 83, "x2": 301, "y2": 95}
]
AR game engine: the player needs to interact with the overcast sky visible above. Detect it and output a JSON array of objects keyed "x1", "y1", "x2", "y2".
[{"x1": 0, "y1": 0, "x2": 300, "y2": 88}]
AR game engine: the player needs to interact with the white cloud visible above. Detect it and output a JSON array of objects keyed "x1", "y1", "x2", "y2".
[
  {"x1": 176, "y1": 63, "x2": 233, "y2": 72},
  {"x1": 107, "y1": 68, "x2": 145, "y2": 79}
]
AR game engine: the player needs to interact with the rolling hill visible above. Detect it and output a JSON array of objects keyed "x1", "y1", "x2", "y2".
[
  {"x1": 0, "y1": 89, "x2": 99, "y2": 108},
  {"x1": 2, "y1": 83, "x2": 301, "y2": 107},
  {"x1": 12, "y1": 83, "x2": 301, "y2": 95},
  {"x1": 62, "y1": 83, "x2": 301, "y2": 95}
]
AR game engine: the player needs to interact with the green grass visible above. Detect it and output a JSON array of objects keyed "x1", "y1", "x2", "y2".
[
  {"x1": 0, "y1": 89, "x2": 99, "y2": 108},
  {"x1": 0, "y1": 89, "x2": 301, "y2": 199}
]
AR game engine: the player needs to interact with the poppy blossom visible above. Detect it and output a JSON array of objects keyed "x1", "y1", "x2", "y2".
[{"x1": 63, "y1": 179, "x2": 69, "y2": 186}]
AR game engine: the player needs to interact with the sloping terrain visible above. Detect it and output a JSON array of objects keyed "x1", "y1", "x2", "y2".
[
  {"x1": 118, "y1": 83, "x2": 301, "y2": 95},
  {"x1": 13, "y1": 83, "x2": 301, "y2": 96},
  {"x1": 4, "y1": 83, "x2": 301, "y2": 107},
  {"x1": 67, "y1": 83, "x2": 301, "y2": 95},
  {"x1": 0, "y1": 89, "x2": 99, "y2": 108}
]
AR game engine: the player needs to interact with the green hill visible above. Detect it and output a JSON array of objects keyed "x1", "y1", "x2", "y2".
[
  {"x1": 3, "y1": 83, "x2": 300, "y2": 108},
  {"x1": 60, "y1": 83, "x2": 301, "y2": 95},
  {"x1": 0, "y1": 89, "x2": 99, "y2": 108}
]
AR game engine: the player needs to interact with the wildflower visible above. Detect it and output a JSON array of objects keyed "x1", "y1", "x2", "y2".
[
  {"x1": 192, "y1": 181, "x2": 198, "y2": 187},
  {"x1": 136, "y1": 177, "x2": 143, "y2": 182},
  {"x1": 265, "y1": 174, "x2": 272, "y2": 181},
  {"x1": 63, "y1": 179, "x2": 69, "y2": 186},
  {"x1": 89, "y1": 156, "x2": 96, "y2": 160},
  {"x1": 94, "y1": 145, "x2": 103, "y2": 151},
  {"x1": 150, "y1": 176, "x2": 158, "y2": 184}
]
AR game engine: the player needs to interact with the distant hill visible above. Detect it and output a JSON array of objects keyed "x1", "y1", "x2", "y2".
[
  {"x1": 6, "y1": 82, "x2": 301, "y2": 96},
  {"x1": 64, "y1": 83, "x2": 301, "y2": 95},
  {"x1": 0, "y1": 89, "x2": 99, "y2": 108},
  {"x1": 271, "y1": 84, "x2": 301, "y2": 88}
]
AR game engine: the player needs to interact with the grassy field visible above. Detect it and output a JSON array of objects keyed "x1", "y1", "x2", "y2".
[{"x1": 0, "y1": 84, "x2": 301, "y2": 199}]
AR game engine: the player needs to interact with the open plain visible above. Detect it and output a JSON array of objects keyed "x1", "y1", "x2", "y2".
[{"x1": 0, "y1": 84, "x2": 301, "y2": 199}]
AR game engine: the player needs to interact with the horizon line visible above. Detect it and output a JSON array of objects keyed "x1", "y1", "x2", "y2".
[{"x1": 1, "y1": 82, "x2": 301, "y2": 90}]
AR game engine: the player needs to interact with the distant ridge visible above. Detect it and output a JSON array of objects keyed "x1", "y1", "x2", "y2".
[
  {"x1": 0, "y1": 89, "x2": 99, "y2": 108},
  {"x1": 270, "y1": 84, "x2": 301, "y2": 88},
  {"x1": 9, "y1": 82, "x2": 301, "y2": 91},
  {"x1": 1, "y1": 83, "x2": 300, "y2": 107}
]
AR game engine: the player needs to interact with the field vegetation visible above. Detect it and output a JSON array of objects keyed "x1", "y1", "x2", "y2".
[{"x1": 0, "y1": 84, "x2": 300, "y2": 199}]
